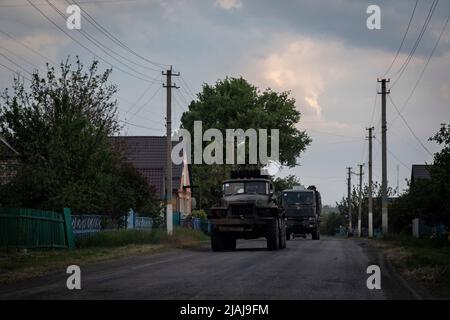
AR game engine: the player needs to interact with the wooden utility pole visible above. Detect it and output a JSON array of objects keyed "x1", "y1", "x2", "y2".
[
  {"x1": 163, "y1": 66, "x2": 179, "y2": 235},
  {"x1": 378, "y1": 78, "x2": 390, "y2": 235},
  {"x1": 347, "y1": 167, "x2": 353, "y2": 235},
  {"x1": 366, "y1": 127, "x2": 374, "y2": 238},
  {"x1": 357, "y1": 164, "x2": 364, "y2": 237}
]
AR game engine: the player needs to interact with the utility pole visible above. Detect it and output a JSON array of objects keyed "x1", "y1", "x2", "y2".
[
  {"x1": 366, "y1": 127, "x2": 374, "y2": 238},
  {"x1": 378, "y1": 78, "x2": 390, "y2": 235},
  {"x1": 357, "y1": 164, "x2": 364, "y2": 237},
  {"x1": 163, "y1": 66, "x2": 179, "y2": 235},
  {"x1": 347, "y1": 167, "x2": 353, "y2": 235}
]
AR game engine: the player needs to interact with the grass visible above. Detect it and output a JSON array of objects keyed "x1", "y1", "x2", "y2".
[
  {"x1": 0, "y1": 228, "x2": 209, "y2": 285},
  {"x1": 371, "y1": 234, "x2": 450, "y2": 298}
]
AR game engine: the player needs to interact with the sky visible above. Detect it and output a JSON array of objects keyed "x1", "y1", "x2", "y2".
[{"x1": 0, "y1": 0, "x2": 449, "y2": 205}]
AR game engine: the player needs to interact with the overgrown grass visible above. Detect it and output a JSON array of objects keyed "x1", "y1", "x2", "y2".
[
  {"x1": 76, "y1": 227, "x2": 208, "y2": 248},
  {"x1": 373, "y1": 234, "x2": 450, "y2": 297},
  {"x1": 0, "y1": 228, "x2": 209, "y2": 285}
]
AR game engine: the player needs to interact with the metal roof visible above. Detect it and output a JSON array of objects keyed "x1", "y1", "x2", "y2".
[{"x1": 110, "y1": 136, "x2": 184, "y2": 198}]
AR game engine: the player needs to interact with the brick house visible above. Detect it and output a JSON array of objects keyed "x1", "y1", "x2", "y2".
[{"x1": 110, "y1": 136, "x2": 192, "y2": 217}]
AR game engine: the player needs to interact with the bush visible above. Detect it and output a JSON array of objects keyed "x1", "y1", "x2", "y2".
[{"x1": 190, "y1": 210, "x2": 207, "y2": 220}]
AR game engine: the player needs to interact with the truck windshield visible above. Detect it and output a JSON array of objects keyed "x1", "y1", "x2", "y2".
[
  {"x1": 223, "y1": 181, "x2": 268, "y2": 195},
  {"x1": 283, "y1": 191, "x2": 314, "y2": 205}
]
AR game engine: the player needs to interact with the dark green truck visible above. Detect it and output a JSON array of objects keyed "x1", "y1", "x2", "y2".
[
  {"x1": 282, "y1": 185, "x2": 322, "y2": 240},
  {"x1": 207, "y1": 170, "x2": 286, "y2": 251}
]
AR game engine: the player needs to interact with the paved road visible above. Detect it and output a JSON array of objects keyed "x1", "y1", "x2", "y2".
[{"x1": 0, "y1": 236, "x2": 420, "y2": 299}]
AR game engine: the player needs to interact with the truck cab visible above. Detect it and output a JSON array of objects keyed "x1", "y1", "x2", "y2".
[
  {"x1": 281, "y1": 185, "x2": 322, "y2": 240},
  {"x1": 208, "y1": 170, "x2": 286, "y2": 251}
]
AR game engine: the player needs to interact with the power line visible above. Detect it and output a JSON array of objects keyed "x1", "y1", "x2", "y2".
[
  {"x1": 0, "y1": 0, "x2": 142, "y2": 8},
  {"x1": 122, "y1": 82, "x2": 155, "y2": 114},
  {"x1": 389, "y1": 14, "x2": 449, "y2": 129},
  {"x1": 26, "y1": 0, "x2": 157, "y2": 83},
  {"x1": 382, "y1": 0, "x2": 419, "y2": 78},
  {"x1": 374, "y1": 136, "x2": 409, "y2": 170},
  {"x1": 0, "y1": 51, "x2": 33, "y2": 76},
  {"x1": 45, "y1": 0, "x2": 162, "y2": 83},
  {"x1": 118, "y1": 119, "x2": 163, "y2": 132},
  {"x1": 67, "y1": 0, "x2": 169, "y2": 69},
  {"x1": 63, "y1": 0, "x2": 163, "y2": 72},
  {"x1": 307, "y1": 128, "x2": 363, "y2": 140},
  {"x1": 388, "y1": 95, "x2": 433, "y2": 157},
  {"x1": 0, "y1": 28, "x2": 57, "y2": 64},
  {"x1": 0, "y1": 45, "x2": 39, "y2": 70},
  {"x1": 390, "y1": 0, "x2": 439, "y2": 88},
  {"x1": 128, "y1": 85, "x2": 162, "y2": 121},
  {"x1": 180, "y1": 75, "x2": 196, "y2": 99},
  {"x1": 0, "y1": 61, "x2": 32, "y2": 82}
]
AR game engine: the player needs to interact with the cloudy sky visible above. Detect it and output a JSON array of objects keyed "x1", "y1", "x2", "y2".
[{"x1": 0, "y1": 0, "x2": 449, "y2": 205}]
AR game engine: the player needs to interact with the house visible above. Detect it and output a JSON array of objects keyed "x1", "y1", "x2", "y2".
[
  {"x1": 0, "y1": 135, "x2": 19, "y2": 186},
  {"x1": 110, "y1": 136, "x2": 192, "y2": 217},
  {"x1": 410, "y1": 164, "x2": 431, "y2": 188}
]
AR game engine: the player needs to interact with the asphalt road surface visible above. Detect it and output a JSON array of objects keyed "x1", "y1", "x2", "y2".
[{"x1": 0, "y1": 236, "x2": 422, "y2": 300}]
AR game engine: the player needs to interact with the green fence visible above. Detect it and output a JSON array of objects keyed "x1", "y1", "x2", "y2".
[{"x1": 0, "y1": 207, "x2": 75, "y2": 250}]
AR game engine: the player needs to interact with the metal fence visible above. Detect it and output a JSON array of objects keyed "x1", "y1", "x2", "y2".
[
  {"x1": 180, "y1": 217, "x2": 211, "y2": 234},
  {"x1": 72, "y1": 214, "x2": 103, "y2": 239},
  {"x1": 0, "y1": 207, "x2": 74, "y2": 249}
]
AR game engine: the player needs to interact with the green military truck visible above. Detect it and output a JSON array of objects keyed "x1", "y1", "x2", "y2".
[
  {"x1": 281, "y1": 185, "x2": 322, "y2": 240},
  {"x1": 207, "y1": 170, "x2": 286, "y2": 251}
]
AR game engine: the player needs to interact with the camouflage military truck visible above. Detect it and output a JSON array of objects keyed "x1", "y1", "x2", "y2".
[
  {"x1": 207, "y1": 170, "x2": 286, "y2": 251},
  {"x1": 281, "y1": 185, "x2": 322, "y2": 240}
]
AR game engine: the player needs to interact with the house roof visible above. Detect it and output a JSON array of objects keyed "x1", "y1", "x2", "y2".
[
  {"x1": 109, "y1": 136, "x2": 184, "y2": 198},
  {"x1": 411, "y1": 164, "x2": 431, "y2": 184}
]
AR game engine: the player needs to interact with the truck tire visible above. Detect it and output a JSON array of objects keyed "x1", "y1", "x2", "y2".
[
  {"x1": 279, "y1": 221, "x2": 287, "y2": 249},
  {"x1": 266, "y1": 219, "x2": 279, "y2": 250},
  {"x1": 211, "y1": 230, "x2": 225, "y2": 251},
  {"x1": 224, "y1": 237, "x2": 236, "y2": 250},
  {"x1": 312, "y1": 229, "x2": 320, "y2": 240}
]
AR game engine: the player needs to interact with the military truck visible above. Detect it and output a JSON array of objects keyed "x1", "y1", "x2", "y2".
[
  {"x1": 281, "y1": 185, "x2": 322, "y2": 240},
  {"x1": 207, "y1": 170, "x2": 286, "y2": 251}
]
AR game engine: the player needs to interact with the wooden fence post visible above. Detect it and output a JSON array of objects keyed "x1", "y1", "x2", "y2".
[{"x1": 63, "y1": 208, "x2": 75, "y2": 249}]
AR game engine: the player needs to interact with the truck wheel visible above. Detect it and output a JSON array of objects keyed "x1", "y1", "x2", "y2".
[
  {"x1": 225, "y1": 237, "x2": 236, "y2": 250},
  {"x1": 266, "y1": 219, "x2": 279, "y2": 250},
  {"x1": 312, "y1": 229, "x2": 320, "y2": 240},
  {"x1": 279, "y1": 221, "x2": 287, "y2": 249},
  {"x1": 211, "y1": 230, "x2": 225, "y2": 251}
]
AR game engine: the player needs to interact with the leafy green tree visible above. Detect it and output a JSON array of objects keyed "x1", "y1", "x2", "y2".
[
  {"x1": 271, "y1": 175, "x2": 301, "y2": 192},
  {"x1": 0, "y1": 58, "x2": 159, "y2": 219},
  {"x1": 389, "y1": 123, "x2": 450, "y2": 232},
  {"x1": 320, "y1": 212, "x2": 345, "y2": 235},
  {"x1": 429, "y1": 123, "x2": 450, "y2": 224},
  {"x1": 180, "y1": 77, "x2": 311, "y2": 207}
]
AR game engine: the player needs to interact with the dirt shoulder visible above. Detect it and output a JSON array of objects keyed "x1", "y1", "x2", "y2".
[
  {"x1": 0, "y1": 228, "x2": 209, "y2": 286},
  {"x1": 368, "y1": 236, "x2": 450, "y2": 299}
]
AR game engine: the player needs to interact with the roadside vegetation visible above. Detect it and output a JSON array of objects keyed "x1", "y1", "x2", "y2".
[
  {"x1": 0, "y1": 58, "x2": 161, "y2": 222},
  {"x1": 373, "y1": 235, "x2": 450, "y2": 297},
  {"x1": 0, "y1": 228, "x2": 209, "y2": 285}
]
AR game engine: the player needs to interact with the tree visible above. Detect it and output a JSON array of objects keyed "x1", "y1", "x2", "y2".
[
  {"x1": 0, "y1": 58, "x2": 159, "y2": 218},
  {"x1": 429, "y1": 123, "x2": 450, "y2": 225},
  {"x1": 180, "y1": 77, "x2": 311, "y2": 207},
  {"x1": 271, "y1": 175, "x2": 302, "y2": 193},
  {"x1": 336, "y1": 181, "x2": 395, "y2": 231},
  {"x1": 320, "y1": 211, "x2": 345, "y2": 235}
]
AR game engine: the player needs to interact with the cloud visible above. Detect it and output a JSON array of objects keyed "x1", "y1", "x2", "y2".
[
  {"x1": 215, "y1": 0, "x2": 243, "y2": 10},
  {"x1": 246, "y1": 34, "x2": 390, "y2": 134}
]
